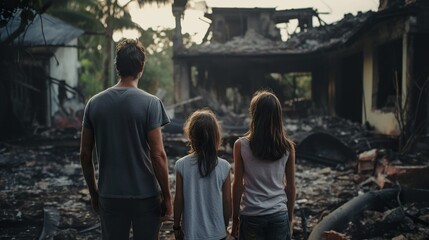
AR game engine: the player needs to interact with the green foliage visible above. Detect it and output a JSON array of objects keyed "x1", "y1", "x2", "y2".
[
  {"x1": 266, "y1": 72, "x2": 312, "y2": 103},
  {"x1": 287, "y1": 73, "x2": 312, "y2": 99},
  {"x1": 79, "y1": 58, "x2": 103, "y2": 98},
  {"x1": 78, "y1": 36, "x2": 104, "y2": 99},
  {"x1": 138, "y1": 28, "x2": 174, "y2": 105},
  {"x1": 49, "y1": 0, "x2": 134, "y2": 89},
  {"x1": 140, "y1": 27, "x2": 174, "y2": 54},
  {"x1": 42, "y1": 0, "x2": 103, "y2": 32}
]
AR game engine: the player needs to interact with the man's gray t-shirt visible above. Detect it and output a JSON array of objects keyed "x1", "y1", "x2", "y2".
[
  {"x1": 175, "y1": 155, "x2": 230, "y2": 240},
  {"x1": 83, "y1": 87, "x2": 170, "y2": 199}
]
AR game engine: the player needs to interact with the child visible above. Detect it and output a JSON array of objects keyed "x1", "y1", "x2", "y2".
[
  {"x1": 174, "y1": 109, "x2": 231, "y2": 240},
  {"x1": 231, "y1": 90, "x2": 296, "y2": 240}
]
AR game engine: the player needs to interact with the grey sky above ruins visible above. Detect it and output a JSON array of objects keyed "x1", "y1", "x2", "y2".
[{"x1": 114, "y1": 0, "x2": 378, "y2": 42}]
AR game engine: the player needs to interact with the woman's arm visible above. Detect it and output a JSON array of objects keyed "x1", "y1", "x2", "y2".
[
  {"x1": 285, "y1": 144, "x2": 296, "y2": 234},
  {"x1": 173, "y1": 171, "x2": 184, "y2": 240},
  {"x1": 231, "y1": 140, "x2": 244, "y2": 238},
  {"x1": 222, "y1": 168, "x2": 232, "y2": 232}
]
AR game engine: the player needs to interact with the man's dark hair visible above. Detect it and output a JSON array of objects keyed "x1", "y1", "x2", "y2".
[{"x1": 115, "y1": 39, "x2": 146, "y2": 79}]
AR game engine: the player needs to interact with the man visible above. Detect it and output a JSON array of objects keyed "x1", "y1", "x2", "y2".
[{"x1": 80, "y1": 38, "x2": 172, "y2": 240}]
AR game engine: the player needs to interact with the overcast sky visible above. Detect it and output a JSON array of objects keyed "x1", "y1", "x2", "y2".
[{"x1": 114, "y1": 0, "x2": 379, "y2": 42}]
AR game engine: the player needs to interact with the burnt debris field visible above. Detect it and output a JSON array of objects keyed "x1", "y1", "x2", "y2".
[{"x1": 1, "y1": 115, "x2": 429, "y2": 240}]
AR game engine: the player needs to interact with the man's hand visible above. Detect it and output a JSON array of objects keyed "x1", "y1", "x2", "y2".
[
  {"x1": 90, "y1": 191, "x2": 99, "y2": 213},
  {"x1": 230, "y1": 222, "x2": 239, "y2": 239},
  {"x1": 148, "y1": 127, "x2": 173, "y2": 222},
  {"x1": 174, "y1": 228, "x2": 184, "y2": 240},
  {"x1": 161, "y1": 198, "x2": 173, "y2": 221}
]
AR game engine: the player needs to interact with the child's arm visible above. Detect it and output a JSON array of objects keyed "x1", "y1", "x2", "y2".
[
  {"x1": 222, "y1": 167, "x2": 232, "y2": 232},
  {"x1": 174, "y1": 171, "x2": 184, "y2": 240},
  {"x1": 231, "y1": 140, "x2": 245, "y2": 238},
  {"x1": 285, "y1": 144, "x2": 296, "y2": 235}
]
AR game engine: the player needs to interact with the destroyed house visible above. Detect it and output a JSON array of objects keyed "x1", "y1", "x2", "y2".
[
  {"x1": 172, "y1": 0, "x2": 429, "y2": 137},
  {"x1": 172, "y1": 7, "x2": 317, "y2": 115},
  {"x1": 207, "y1": 7, "x2": 281, "y2": 43},
  {"x1": 0, "y1": 12, "x2": 84, "y2": 139}
]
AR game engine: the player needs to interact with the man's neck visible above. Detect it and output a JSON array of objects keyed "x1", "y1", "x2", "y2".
[{"x1": 115, "y1": 76, "x2": 138, "y2": 88}]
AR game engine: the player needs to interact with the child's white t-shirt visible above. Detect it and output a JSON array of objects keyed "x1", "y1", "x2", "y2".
[{"x1": 175, "y1": 154, "x2": 230, "y2": 240}]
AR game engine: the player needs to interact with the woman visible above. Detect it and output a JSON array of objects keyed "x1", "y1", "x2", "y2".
[{"x1": 231, "y1": 90, "x2": 296, "y2": 240}]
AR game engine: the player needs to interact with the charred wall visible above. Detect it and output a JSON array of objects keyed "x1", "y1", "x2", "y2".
[
  {"x1": 0, "y1": 48, "x2": 23, "y2": 139},
  {"x1": 0, "y1": 47, "x2": 50, "y2": 140},
  {"x1": 336, "y1": 52, "x2": 364, "y2": 123},
  {"x1": 312, "y1": 58, "x2": 330, "y2": 113},
  {"x1": 411, "y1": 33, "x2": 429, "y2": 134}
]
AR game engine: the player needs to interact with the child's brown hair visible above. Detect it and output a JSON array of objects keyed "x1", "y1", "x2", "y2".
[
  {"x1": 183, "y1": 109, "x2": 222, "y2": 177},
  {"x1": 245, "y1": 90, "x2": 294, "y2": 160}
]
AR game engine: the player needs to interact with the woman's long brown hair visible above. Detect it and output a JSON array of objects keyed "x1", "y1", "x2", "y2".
[
  {"x1": 245, "y1": 90, "x2": 294, "y2": 161},
  {"x1": 183, "y1": 109, "x2": 222, "y2": 177}
]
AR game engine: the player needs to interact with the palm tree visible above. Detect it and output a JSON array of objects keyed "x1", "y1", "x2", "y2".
[{"x1": 45, "y1": 0, "x2": 171, "y2": 89}]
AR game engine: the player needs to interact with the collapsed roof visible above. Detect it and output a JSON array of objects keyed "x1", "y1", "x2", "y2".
[{"x1": 175, "y1": 10, "x2": 375, "y2": 56}]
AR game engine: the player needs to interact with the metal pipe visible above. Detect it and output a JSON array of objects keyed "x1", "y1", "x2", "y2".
[{"x1": 308, "y1": 188, "x2": 429, "y2": 240}]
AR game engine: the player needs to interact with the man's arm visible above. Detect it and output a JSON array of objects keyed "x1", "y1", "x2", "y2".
[
  {"x1": 148, "y1": 127, "x2": 173, "y2": 219},
  {"x1": 79, "y1": 127, "x2": 98, "y2": 212},
  {"x1": 173, "y1": 171, "x2": 184, "y2": 240}
]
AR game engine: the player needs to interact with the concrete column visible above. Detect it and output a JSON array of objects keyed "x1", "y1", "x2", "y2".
[
  {"x1": 173, "y1": 60, "x2": 190, "y2": 103},
  {"x1": 172, "y1": 3, "x2": 187, "y2": 104},
  {"x1": 172, "y1": 6, "x2": 184, "y2": 51}
]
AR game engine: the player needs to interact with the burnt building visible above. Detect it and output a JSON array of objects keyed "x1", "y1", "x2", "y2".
[
  {"x1": 172, "y1": 0, "x2": 429, "y2": 138},
  {"x1": 172, "y1": 6, "x2": 319, "y2": 116}
]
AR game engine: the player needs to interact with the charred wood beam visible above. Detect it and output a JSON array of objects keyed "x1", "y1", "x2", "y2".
[
  {"x1": 165, "y1": 96, "x2": 203, "y2": 110},
  {"x1": 13, "y1": 79, "x2": 41, "y2": 92},
  {"x1": 272, "y1": 8, "x2": 317, "y2": 24},
  {"x1": 352, "y1": 136, "x2": 398, "y2": 153},
  {"x1": 78, "y1": 223, "x2": 101, "y2": 234},
  {"x1": 38, "y1": 207, "x2": 60, "y2": 240},
  {"x1": 296, "y1": 153, "x2": 343, "y2": 167},
  {"x1": 299, "y1": 208, "x2": 309, "y2": 240}
]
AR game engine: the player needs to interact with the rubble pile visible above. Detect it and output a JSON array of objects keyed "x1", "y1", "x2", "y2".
[
  {"x1": 283, "y1": 11, "x2": 373, "y2": 52},
  {"x1": 0, "y1": 141, "x2": 99, "y2": 239},
  {"x1": 1, "y1": 115, "x2": 428, "y2": 239},
  {"x1": 0, "y1": 130, "x2": 175, "y2": 239},
  {"x1": 287, "y1": 115, "x2": 429, "y2": 240},
  {"x1": 346, "y1": 202, "x2": 429, "y2": 239}
]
